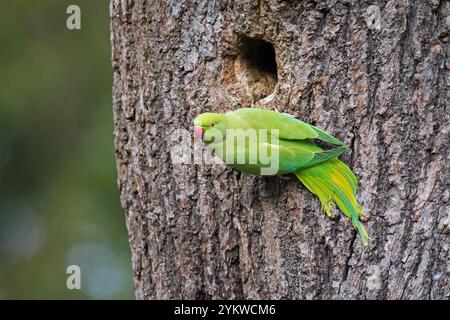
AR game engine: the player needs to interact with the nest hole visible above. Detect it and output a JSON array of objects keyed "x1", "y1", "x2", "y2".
[{"x1": 234, "y1": 37, "x2": 278, "y2": 101}]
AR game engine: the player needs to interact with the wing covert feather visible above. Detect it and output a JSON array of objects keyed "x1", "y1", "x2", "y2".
[{"x1": 225, "y1": 108, "x2": 318, "y2": 140}]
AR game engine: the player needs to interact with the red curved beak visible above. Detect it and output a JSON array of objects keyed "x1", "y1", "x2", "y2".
[{"x1": 194, "y1": 126, "x2": 204, "y2": 140}]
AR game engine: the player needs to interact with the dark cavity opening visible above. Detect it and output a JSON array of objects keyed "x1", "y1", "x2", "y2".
[
  {"x1": 240, "y1": 37, "x2": 278, "y2": 77},
  {"x1": 235, "y1": 37, "x2": 278, "y2": 101}
]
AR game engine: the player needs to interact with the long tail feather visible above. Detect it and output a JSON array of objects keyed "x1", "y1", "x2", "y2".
[{"x1": 295, "y1": 158, "x2": 369, "y2": 245}]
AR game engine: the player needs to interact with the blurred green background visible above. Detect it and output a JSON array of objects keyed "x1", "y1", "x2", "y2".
[{"x1": 0, "y1": 0, "x2": 133, "y2": 298}]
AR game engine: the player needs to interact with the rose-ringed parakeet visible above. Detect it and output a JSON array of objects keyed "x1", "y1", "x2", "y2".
[{"x1": 193, "y1": 108, "x2": 369, "y2": 245}]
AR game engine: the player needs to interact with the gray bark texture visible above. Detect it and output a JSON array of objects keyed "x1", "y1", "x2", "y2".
[{"x1": 110, "y1": 0, "x2": 449, "y2": 299}]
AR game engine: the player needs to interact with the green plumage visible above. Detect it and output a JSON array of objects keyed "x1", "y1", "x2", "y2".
[{"x1": 194, "y1": 108, "x2": 369, "y2": 245}]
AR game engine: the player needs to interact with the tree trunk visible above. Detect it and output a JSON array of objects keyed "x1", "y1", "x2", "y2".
[{"x1": 110, "y1": 0, "x2": 449, "y2": 299}]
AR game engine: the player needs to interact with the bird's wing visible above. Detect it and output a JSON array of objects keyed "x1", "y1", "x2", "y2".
[
  {"x1": 276, "y1": 141, "x2": 347, "y2": 172},
  {"x1": 274, "y1": 143, "x2": 316, "y2": 172},
  {"x1": 226, "y1": 108, "x2": 346, "y2": 146}
]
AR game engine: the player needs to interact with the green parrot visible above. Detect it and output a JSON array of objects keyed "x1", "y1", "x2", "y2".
[{"x1": 194, "y1": 108, "x2": 369, "y2": 245}]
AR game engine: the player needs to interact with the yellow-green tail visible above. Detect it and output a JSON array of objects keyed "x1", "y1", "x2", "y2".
[{"x1": 295, "y1": 158, "x2": 369, "y2": 245}]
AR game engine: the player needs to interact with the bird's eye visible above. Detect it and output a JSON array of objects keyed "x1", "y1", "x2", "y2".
[{"x1": 211, "y1": 123, "x2": 215, "y2": 127}]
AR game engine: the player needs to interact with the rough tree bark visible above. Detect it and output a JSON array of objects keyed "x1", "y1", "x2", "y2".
[{"x1": 110, "y1": 0, "x2": 449, "y2": 299}]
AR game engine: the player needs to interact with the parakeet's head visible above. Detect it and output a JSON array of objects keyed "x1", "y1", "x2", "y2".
[{"x1": 193, "y1": 112, "x2": 226, "y2": 143}]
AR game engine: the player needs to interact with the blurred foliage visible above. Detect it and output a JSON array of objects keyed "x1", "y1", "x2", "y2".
[{"x1": 0, "y1": 0, "x2": 133, "y2": 298}]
